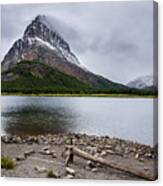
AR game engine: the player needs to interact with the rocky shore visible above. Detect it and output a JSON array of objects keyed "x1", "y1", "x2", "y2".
[{"x1": 1, "y1": 133, "x2": 158, "y2": 180}]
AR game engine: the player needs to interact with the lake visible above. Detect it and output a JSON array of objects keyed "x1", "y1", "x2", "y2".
[{"x1": 1, "y1": 96, "x2": 157, "y2": 146}]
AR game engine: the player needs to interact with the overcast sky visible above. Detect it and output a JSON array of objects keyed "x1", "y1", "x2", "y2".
[{"x1": 1, "y1": 1, "x2": 154, "y2": 83}]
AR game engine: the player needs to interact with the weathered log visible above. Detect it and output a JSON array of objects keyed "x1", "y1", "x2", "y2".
[
  {"x1": 65, "y1": 146, "x2": 73, "y2": 166},
  {"x1": 65, "y1": 138, "x2": 74, "y2": 166},
  {"x1": 66, "y1": 145, "x2": 156, "y2": 181}
]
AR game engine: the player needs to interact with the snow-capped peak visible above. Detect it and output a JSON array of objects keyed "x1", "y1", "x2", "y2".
[
  {"x1": 35, "y1": 15, "x2": 57, "y2": 33},
  {"x1": 22, "y1": 15, "x2": 88, "y2": 71},
  {"x1": 127, "y1": 75, "x2": 157, "y2": 89}
]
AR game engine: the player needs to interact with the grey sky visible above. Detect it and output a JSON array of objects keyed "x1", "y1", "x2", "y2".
[{"x1": 1, "y1": 1, "x2": 154, "y2": 83}]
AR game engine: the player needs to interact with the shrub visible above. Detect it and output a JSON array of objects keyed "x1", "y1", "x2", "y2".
[
  {"x1": 1, "y1": 156, "x2": 16, "y2": 169},
  {"x1": 47, "y1": 170, "x2": 57, "y2": 178}
]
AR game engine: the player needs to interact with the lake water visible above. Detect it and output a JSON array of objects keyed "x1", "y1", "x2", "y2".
[{"x1": 1, "y1": 96, "x2": 156, "y2": 146}]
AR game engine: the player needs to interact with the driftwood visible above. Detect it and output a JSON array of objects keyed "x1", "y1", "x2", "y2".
[
  {"x1": 65, "y1": 145, "x2": 156, "y2": 181},
  {"x1": 65, "y1": 139, "x2": 74, "y2": 166}
]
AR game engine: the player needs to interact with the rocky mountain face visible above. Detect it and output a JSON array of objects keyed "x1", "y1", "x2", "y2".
[
  {"x1": 127, "y1": 75, "x2": 157, "y2": 89},
  {"x1": 2, "y1": 16, "x2": 84, "y2": 72},
  {"x1": 2, "y1": 16, "x2": 81, "y2": 68},
  {"x1": 1, "y1": 15, "x2": 127, "y2": 91}
]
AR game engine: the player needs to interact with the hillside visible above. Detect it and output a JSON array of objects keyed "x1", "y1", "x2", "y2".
[{"x1": 1, "y1": 60, "x2": 96, "y2": 94}]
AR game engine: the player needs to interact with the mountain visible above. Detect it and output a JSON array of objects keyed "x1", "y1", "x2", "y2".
[
  {"x1": 127, "y1": 75, "x2": 157, "y2": 90},
  {"x1": 1, "y1": 15, "x2": 129, "y2": 93},
  {"x1": 1, "y1": 60, "x2": 95, "y2": 93}
]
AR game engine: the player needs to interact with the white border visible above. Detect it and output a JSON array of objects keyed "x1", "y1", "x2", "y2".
[{"x1": 0, "y1": 0, "x2": 162, "y2": 186}]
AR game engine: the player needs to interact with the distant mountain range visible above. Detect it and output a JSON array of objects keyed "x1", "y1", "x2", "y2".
[
  {"x1": 127, "y1": 75, "x2": 157, "y2": 90},
  {"x1": 1, "y1": 15, "x2": 156, "y2": 95}
]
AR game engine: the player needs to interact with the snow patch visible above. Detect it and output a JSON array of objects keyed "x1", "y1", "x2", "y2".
[
  {"x1": 127, "y1": 75, "x2": 157, "y2": 89},
  {"x1": 27, "y1": 36, "x2": 88, "y2": 71}
]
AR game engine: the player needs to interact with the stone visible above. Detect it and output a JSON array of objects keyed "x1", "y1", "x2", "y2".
[
  {"x1": 42, "y1": 146, "x2": 50, "y2": 151},
  {"x1": 144, "y1": 167, "x2": 149, "y2": 171},
  {"x1": 64, "y1": 174, "x2": 74, "y2": 179},
  {"x1": 16, "y1": 155, "x2": 25, "y2": 161},
  {"x1": 115, "y1": 146, "x2": 122, "y2": 153},
  {"x1": 16, "y1": 136, "x2": 22, "y2": 143},
  {"x1": 123, "y1": 154, "x2": 128, "y2": 159},
  {"x1": 40, "y1": 150, "x2": 52, "y2": 155},
  {"x1": 94, "y1": 153, "x2": 100, "y2": 158},
  {"x1": 22, "y1": 139, "x2": 26, "y2": 143},
  {"x1": 45, "y1": 150, "x2": 51, "y2": 155},
  {"x1": 100, "y1": 150, "x2": 107, "y2": 157},
  {"x1": 96, "y1": 163, "x2": 101, "y2": 167},
  {"x1": 24, "y1": 149, "x2": 35, "y2": 157},
  {"x1": 2, "y1": 136, "x2": 10, "y2": 143},
  {"x1": 86, "y1": 146, "x2": 97, "y2": 155},
  {"x1": 105, "y1": 145, "x2": 113, "y2": 149},
  {"x1": 38, "y1": 138, "x2": 44, "y2": 145},
  {"x1": 12, "y1": 136, "x2": 18, "y2": 143},
  {"x1": 135, "y1": 153, "x2": 139, "y2": 159},
  {"x1": 91, "y1": 168, "x2": 98, "y2": 172},
  {"x1": 85, "y1": 165, "x2": 91, "y2": 171},
  {"x1": 130, "y1": 147, "x2": 136, "y2": 152},
  {"x1": 87, "y1": 160, "x2": 92, "y2": 166},
  {"x1": 27, "y1": 141, "x2": 33, "y2": 145},
  {"x1": 34, "y1": 166, "x2": 47, "y2": 173},
  {"x1": 44, "y1": 141, "x2": 49, "y2": 145},
  {"x1": 86, "y1": 160, "x2": 95, "y2": 168},
  {"x1": 124, "y1": 148, "x2": 130, "y2": 154},
  {"x1": 139, "y1": 158, "x2": 145, "y2": 162},
  {"x1": 26, "y1": 136, "x2": 35, "y2": 144},
  {"x1": 106, "y1": 149, "x2": 115, "y2": 155},
  {"x1": 144, "y1": 153, "x2": 153, "y2": 158},
  {"x1": 65, "y1": 167, "x2": 75, "y2": 175},
  {"x1": 33, "y1": 136, "x2": 38, "y2": 143},
  {"x1": 52, "y1": 153, "x2": 57, "y2": 158},
  {"x1": 51, "y1": 150, "x2": 56, "y2": 154}
]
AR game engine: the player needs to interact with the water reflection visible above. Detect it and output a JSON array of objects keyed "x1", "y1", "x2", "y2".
[
  {"x1": 2, "y1": 105, "x2": 74, "y2": 135},
  {"x1": 1, "y1": 96, "x2": 154, "y2": 145}
]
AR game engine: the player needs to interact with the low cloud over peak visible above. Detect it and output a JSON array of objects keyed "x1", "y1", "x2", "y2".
[{"x1": 1, "y1": 1, "x2": 154, "y2": 83}]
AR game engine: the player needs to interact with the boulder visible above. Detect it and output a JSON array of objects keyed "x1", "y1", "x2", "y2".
[
  {"x1": 65, "y1": 167, "x2": 75, "y2": 175},
  {"x1": 16, "y1": 155, "x2": 25, "y2": 161},
  {"x1": 34, "y1": 166, "x2": 47, "y2": 173},
  {"x1": 91, "y1": 168, "x2": 98, "y2": 172},
  {"x1": 24, "y1": 149, "x2": 35, "y2": 157},
  {"x1": 64, "y1": 174, "x2": 74, "y2": 179}
]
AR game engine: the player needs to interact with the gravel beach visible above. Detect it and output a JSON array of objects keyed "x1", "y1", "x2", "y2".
[{"x1": 1, "y1": 133, "x2": 158, "y2": 180}]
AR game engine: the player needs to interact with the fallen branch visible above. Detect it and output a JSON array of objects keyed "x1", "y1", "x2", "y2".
[{"x1": 66, "y1": 145, "x2": 156, "y2": 181}]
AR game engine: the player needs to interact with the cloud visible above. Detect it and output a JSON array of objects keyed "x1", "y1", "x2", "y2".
[{"x1": 0, "y1": 1, "x2": 154, "y2": 83}]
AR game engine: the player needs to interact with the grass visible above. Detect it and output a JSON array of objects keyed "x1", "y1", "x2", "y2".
[
  {"x1": 1, "y1": 156, "x2": 16, "y2": 169},
  {"x1": 47, "y1": 170, "x2": 57, "y2": 178},
  {"x1": 1, "y1": 92, "x2": 157, "y2": 98}
]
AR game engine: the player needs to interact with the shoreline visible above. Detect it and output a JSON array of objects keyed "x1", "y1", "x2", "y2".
[
  {"x1": 1, "y1": 133, "x2": 154, "y2": 148},
  {"x1": 1, "y1": 93, "x2": 157, "y2": 98},
  {"x1": 1, "y1": 133, "x2": 158, "y2": 180}
]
